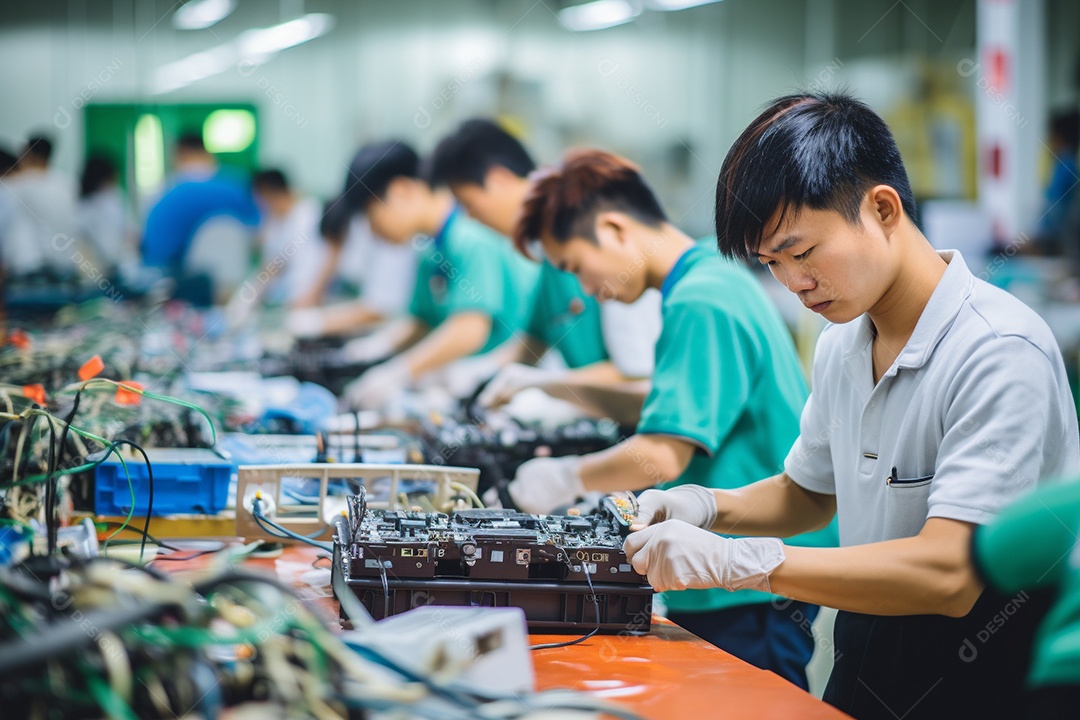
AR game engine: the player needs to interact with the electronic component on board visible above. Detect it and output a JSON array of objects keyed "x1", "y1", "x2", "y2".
[{"x1": 334, "y1": 495, "x2": 653, "y2": 633}]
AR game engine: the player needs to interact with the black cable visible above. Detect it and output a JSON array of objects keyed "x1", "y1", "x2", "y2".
[
  {"x1": 353, "y1": 411, "x2": 361, "y2": 463},
  {"x1": 382, "y1": 561, "x2": 395, "y2": 621},
  {"x1": 97, "y1": 522, "x2": 185, "y2": 552},
  {"x1": 112, "y1": 439, "x2": 153, "y2": 563},
  {"x1": 44, "y1": 406, "x2": 61, "y2": 555},
  {"x1": 529, "y1": 550, "x2": 601, "y2": 651}
]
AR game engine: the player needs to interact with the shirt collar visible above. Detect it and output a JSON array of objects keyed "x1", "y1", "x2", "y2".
[
  {"x1": 660, "y1": 245, "x2": 701, "y2": 299},
  {"x1": 844, "y1": 249, "x2": 973, "y2": 372},
  {"x1": 433, "y1": 205, "x2": 460, "y2": 248}
]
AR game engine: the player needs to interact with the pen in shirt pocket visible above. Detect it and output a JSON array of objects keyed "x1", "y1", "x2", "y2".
[{"x1": 886, "y1": 467, "x2": 934, "y2": 486}]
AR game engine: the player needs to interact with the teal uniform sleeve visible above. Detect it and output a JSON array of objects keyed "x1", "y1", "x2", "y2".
[
  {"x1": 974, "y1": 478, "x2": 1080, "y2": 595},
  {"x1": 637, "y1": 301, "x2": 753, "y2": 454}
]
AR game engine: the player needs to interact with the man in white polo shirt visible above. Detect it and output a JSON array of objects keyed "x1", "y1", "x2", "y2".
[{"x1": 624, "y1": 92, "x2": 1080, "y2": 719}]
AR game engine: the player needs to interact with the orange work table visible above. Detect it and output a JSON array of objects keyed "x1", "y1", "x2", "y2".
[{"x1": 162, "y1": 544, "x2": 850, "y2": 720}]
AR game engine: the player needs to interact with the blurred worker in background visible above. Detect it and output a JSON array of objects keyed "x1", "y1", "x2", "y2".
[
  {"x1": 246, "y1": 168, "x2": 327, "y2": 306},
  {"x1": 76, "y1": 154, "x2": 131, "y2": 280},
  {"x1": 141, "y1": 133, "x2": 260, "y2": 301},
  {"x1": 5, "y1": 135, "x2": 78, "y2": 278},
  {"x1": 337, "y1": 140, "x2": 539, "y2": 411},
  {"x1": 429, "y1": 119, "x2": 661, "y2": 424},
  {"x1": 284, "y1": 164, "x2": 419, "y2": 334}
]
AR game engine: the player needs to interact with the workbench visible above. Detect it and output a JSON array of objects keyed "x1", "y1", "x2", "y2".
[{"x1": 158, "y1": 542, "x2": 850, "y2": 719}]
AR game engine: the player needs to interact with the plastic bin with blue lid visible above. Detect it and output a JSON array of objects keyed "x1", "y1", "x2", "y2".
[{"x1": 94, "y1": 448, "x2": 234, "y2": 516}]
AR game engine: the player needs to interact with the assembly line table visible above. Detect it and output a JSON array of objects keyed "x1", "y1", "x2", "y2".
[{"x1": 162, "y1": 543, "x2": 850, "y2": 720}]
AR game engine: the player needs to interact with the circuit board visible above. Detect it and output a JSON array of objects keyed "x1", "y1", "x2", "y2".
[{"x1": 337, "y1": 497, "x2": 653, "y2": 632}]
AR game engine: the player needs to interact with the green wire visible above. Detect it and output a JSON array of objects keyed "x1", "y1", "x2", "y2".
[
  {"x1": 85, "y1": 669, "x2": 138, "y2": 720},
  {"x1": 62, "y1": 380, "x2": 219, "y2": 445}
]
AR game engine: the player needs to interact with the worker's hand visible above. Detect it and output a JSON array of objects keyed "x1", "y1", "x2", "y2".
[
  {"x1": 343, "y1": 359, "x2": 412, "y2": 411},
  {"x1": 623, "y1": 521, "x2": 785, "y2": 592},
  {"x1": 507, "y1": 456, "x2": 585, "y2": 515},
  {"x1": 285, "y1": 307, "x2": 327, "y2": 339},
  {"x1": 340, "y1": 334, "x2": 393, "y2": 364},
  {"x1": 631, "y1": 485, "x2": 718, "y2": 531},
  {"x1": 478, "y1": 363, "x2": 561, "y2": 408},
  {"x1": 223, "y1": 289, "x2": 257, "y2": 330}
]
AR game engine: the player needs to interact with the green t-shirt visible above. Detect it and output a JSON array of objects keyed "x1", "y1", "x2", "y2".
[
  {"x1": 637, "y1": 241, "x2": 838, "y2": 613},
  {"x1": 525, "y1": 261, "x2": 608, "y2": 369},
  {"x1": 974, "y1": 478, "x2": 1080, "y2": 688},
  {"x1": 408, "y1": 208, "x2": 539, "y2": 354}
]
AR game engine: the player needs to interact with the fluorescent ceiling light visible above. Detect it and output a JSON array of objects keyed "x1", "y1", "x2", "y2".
[
  {"x1": 559, "y1": 0, "x2": 640, "y2": 32},
  {"x1": 237, "y1": 13, "x2": 336, "y2": 57},
  {"x1": 153, "y1": 13, "x2": 335, "y2": 94},
  {"x1": 648, "y1": 0, "x2": 724, "y2": 9},
  {"x1": 173, "y1": 0, "x2": 236, "y2": 30}
]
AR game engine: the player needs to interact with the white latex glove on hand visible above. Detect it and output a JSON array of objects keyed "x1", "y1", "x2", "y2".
[
  {"x1": 632, "y1": 485, "x2": 718, "y2": 531},
  {"x1": 507, "y1": 456, "x2": 585, "y2": 515},
  {"x1": 623, "y1": 520, "x2": 785, "y2": 593},
  {"x1": 343, "y1": 359, "x2": 412, "y2": 411},
  {"x1": 340, "y1": 334, "x2": 394, "y2": 364},
  {"x1": 478, "y1": 363, "x2": 561, "y2": 408},
  {"x1": 285, "y1": 308, "x2": 327, "y2": 339}
]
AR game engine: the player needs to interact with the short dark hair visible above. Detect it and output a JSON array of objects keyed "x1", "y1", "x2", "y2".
[
  {"x1": 342, "y1": 140, "x2": 420, "y2": 213},
  {"x1": 319, "y1": 196, "x2": 351, "y2": 245},
  {"x1": 80, "y1": 154, "x2": 118, "y2": 198},
  {"x1": 253, "y1": 168, "x2": 290, "y2": 193},
  {"x1": 715, "y1": 92, "x2": 918, "y2": 260},
  {"x1": 428, "y1": 118, "x2": 536, "y2": 187},
  {"x1": 176, "y1": 132, "x2": 206, "y2": 153},
  {"x1": 24, "y1": 135, "x2": 53, "y2": 163},
  {"x1": 0, "y1": 147, "x2": 18, "y2": 176},
  {"x1": 1051, "y1": 108, "x2": 1080, "y2": 153},
  {"x1": 515, "y1": 148, "x2": 666, "y2": 254}
]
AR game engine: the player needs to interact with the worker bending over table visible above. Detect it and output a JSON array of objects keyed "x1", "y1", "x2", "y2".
[
  {"x1": 429, "y1": 119, "x2": 661, "y2": 424},
  {"x1": 624, "y1": 92, "x2": 1080, "y2": 719},
  {"x1": 334, "y1": 141, "x2": 539, "y2": 410},
  {"x1": 504, "y1": 147, "x2": 836, "y2": 689}
]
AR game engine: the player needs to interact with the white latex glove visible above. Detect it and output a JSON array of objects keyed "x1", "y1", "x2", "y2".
[
  {"x1": 507, "y1": 456, "x2": 586, "y2": 515},
  {"x1": 631, "y1": 485, "x2": 718, "y2": 531},
  {"x1": 343, "y1": 359, "x2": 412, "y2": 411},
  {"x1": 623, "y1": 520, "x2": 785, "y2": 593},
  {"x1": 224, "y1": 290, "x2": 257, "y2": 330},
  {"x1": 285, "y1": 307, "x2": 327, "y2": 339},
  {"x1": 478, "y1": 363, "x2": 562, "y2": 408},
  {"x1": 340, "y1": 334, "x2": 394, "y2": 364}
]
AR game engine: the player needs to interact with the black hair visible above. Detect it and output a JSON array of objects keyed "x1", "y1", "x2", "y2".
[
  {"x1": 253, "y1": 169, "x2": 290, "y2": 193},
  {"x1": 0, "y1": 147, "x2": 17, "y2": 176},
  {"x1": 341, "y1": 140, "x2": 420, "y2": 213},
  {"x1": 428, "y1": 118, "x2": 536, "y2": 187},
  {"x1": 715, "y1": 92, "x2": 918, "y2": 260},
  {"x1": 516, "y1": 148, "x2": 666, "y2": 253},
  {"x1": 24, "y1": 135, "x2": 53, "y2": 163},
  {"x1": 319, "y1": 196, "x2": 351, "y2": 245},
  {"x1": 1050, "y1": 108, "x2": 1080, "y2": 153},
  {"x1": 176, "y1": 132, "x2": 206, "y2": 153},
  {"x1": 80, "y1": 154, "x2": 118, "y2": 198}
]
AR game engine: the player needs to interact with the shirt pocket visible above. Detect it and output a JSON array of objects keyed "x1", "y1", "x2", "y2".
[{"x1": 883, "y1": 473, "x2": 934, "y2": 538}]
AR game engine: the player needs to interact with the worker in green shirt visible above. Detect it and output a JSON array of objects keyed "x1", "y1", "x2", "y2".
[
  {"x1": 505, "y1": 147, "x2": 837, "y2": 689},
  {"x1": 428, "y1": 119, "x2": 661, "y2": 424},
  {"x1": 972, "y1": 478, "x2": 1080, "y2": 718},
  {"x1": 336, "y1": 141, "x2": 539, "y2": 410}
]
